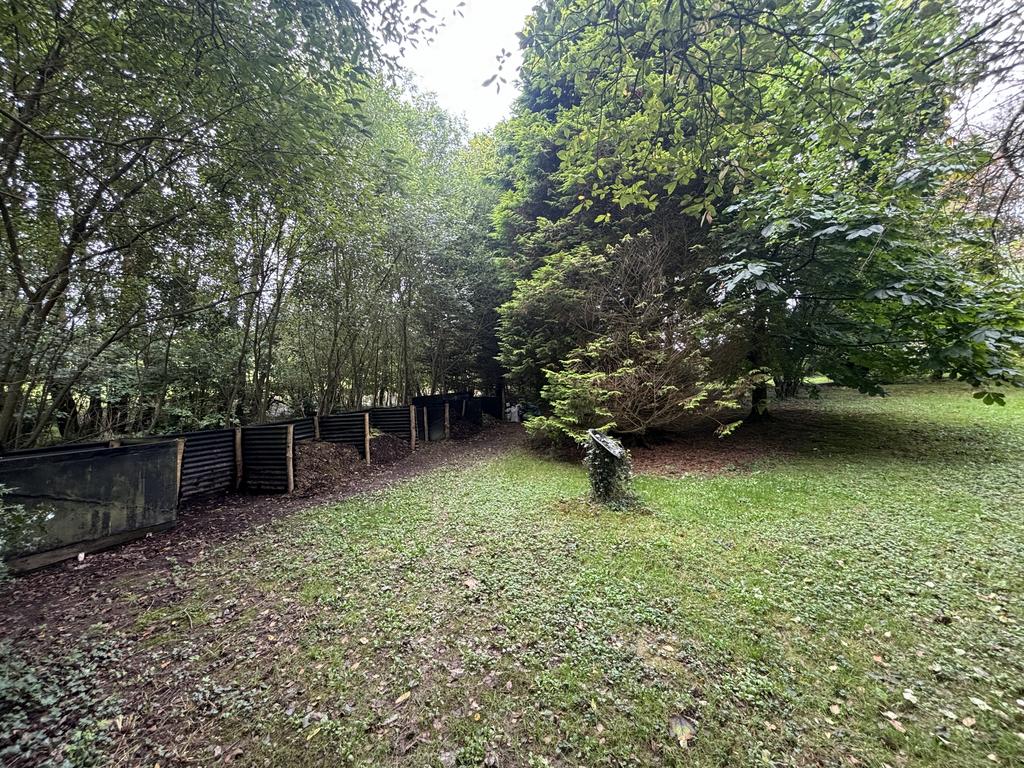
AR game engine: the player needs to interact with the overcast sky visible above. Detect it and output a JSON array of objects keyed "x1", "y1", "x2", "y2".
[{"x1": 401, "y1": 0, "x2": 536, "y2": 134}]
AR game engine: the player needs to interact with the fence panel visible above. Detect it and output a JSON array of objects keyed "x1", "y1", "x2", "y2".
[
  {"x1": 291, "y1": 417, "x2": 316, "y2": 442},
  {"x1": 0, "y1": 441, "x2": 180, "y2": 569},
  {"x1": 369, "y1": 406, "x2": 415, "y2": 448},
  {"x1": 480, "y1": 396, "x2": 502, "y2": 419},
  {"x1": 457, "y1": 398, "x2": 483, "y2": 426},
  {"x1": 176, "y1": 429, "x2": 238, "y2": 502},
  {"x1": 425, "y1": 404, "x2": 447, "y2": 441},
  {"x1": 241, "y1": 424, "x2": 293, "y2": 494},
  {"x1": 320, "y1": 412, "x2": 370, "y2": 460}
]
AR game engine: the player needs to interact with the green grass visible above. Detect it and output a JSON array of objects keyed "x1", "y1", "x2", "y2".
[{"x1": 3, "y1": 384, "x2": 1023, "y2": 767}]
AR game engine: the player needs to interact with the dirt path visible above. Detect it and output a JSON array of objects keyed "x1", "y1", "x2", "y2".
[{"x1": 0, "y1": 424, "x2": 526, "y2": 642}]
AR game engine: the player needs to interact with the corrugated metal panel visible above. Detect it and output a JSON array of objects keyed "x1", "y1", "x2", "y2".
[
  {"x1": 176, "y1": 429, "x2": 236, "y2": 503},
  {"x1": 426, "y1": 404, "x2": 447, "y2": 441},
  {"x1": 320, "y1": 413, "x2": 368, "y2": 458},
  {"x1": 480, "y1": 396, "x2": 502, "y2": 419},
  {"x1": 369, "y1": 407, "x2": 413, "y2": 441},
  {"x1": 414, "y1": 405, "x2": 447, "y2": 441},
  {"x1": 124, "y1": 428, "x2": 237, "y2": 503},
  {"x1": 416, "y1": 407, "x2": 427, "y2": 441},
  {"x1": 450, "y1": 397, "x2": 483, "y2": 427},
  {"x1": 291, "y1": 417, "x2": 316, "y2": 442},
  {"x1": 241, "y1": 424, "x2": 292, "y2": 494}
]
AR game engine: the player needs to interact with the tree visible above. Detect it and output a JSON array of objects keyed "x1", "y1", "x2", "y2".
[
  {"x1": 495, "y1": 0, "x2": 1024, "y2": 434},
  {"x1": 0, "y1": 1, "x2": 501, "y2": 449}
]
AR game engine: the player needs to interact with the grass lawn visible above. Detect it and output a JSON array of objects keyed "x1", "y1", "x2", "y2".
[{"x1": 2, "y1": 384, "x2": 1023, "y2": 767}]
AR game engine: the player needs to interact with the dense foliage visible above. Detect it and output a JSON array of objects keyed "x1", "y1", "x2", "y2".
[
  {"x1": 494, "y1": 0, "x2": 1024, "y2": 442},
  {"x1": 0, "y1": 0, "x2": 500, "y2": 449},
  {"x1": 4, "y1": 0, "x2": 1023, "y2": 451}
]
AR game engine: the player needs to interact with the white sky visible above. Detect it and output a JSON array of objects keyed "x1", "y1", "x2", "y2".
[{"x1": 401, "y1": 0, "x2": 536, "y2": 134}]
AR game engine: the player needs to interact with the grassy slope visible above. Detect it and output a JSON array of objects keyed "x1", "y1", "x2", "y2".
[{"x1": 3, "y1": 384, "x2": 1023, "y2": 767}]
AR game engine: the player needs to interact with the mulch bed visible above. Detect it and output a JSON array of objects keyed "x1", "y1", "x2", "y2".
[
  {"x1": 294, "y1": 441, "x2": 365, "y2": 496},
  {"x1": 369, "y1": 433, "x2": 412, "y2": 464}
]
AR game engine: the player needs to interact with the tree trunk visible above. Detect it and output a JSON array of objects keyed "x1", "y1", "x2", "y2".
[{"x1": 748, "y1": 383, "x2": 770, "y2": 421}]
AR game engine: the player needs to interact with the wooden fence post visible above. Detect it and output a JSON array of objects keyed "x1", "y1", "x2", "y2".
[
  {"x1": 423, "y1": 406, "x2": 429, "y2": 442},
  {"x1": 363, "y1": 412, "x2": 371, "y2": 466},
  {"x1": 175, "y1": 437, "x2": 186, "y2": 500},
  {"x1": 444, "y1": 402, "x2": 450, "y2": 439},
  {"x1": 313, "y1": 414, "x2": 320, "y2": 440},
  {"x1": 409, "y1": 405, "x2": 417, "y2": 450},
  {"x1": 462, "y1": 399, "x2": 467, "y2": 418},
  {"x1": 234, "y1": 427, "x2": 243, "y2": 489},
  {"x1": 285, "y1": 423, "x2": 295, "y2": 494}
]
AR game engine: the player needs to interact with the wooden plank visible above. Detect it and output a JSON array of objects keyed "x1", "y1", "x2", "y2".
[
  {"x1": 285, "y1": 423, "x2": 295, "y2": 494},
  {"x1": 444, "y1": 403, "x2": 450, "y2": 440},
  {"x1": 234, "y1": 427, "x2": 243, "y2": 489},
  {"x1": 5, "y1": 522, "x2": 176, "y2": 574},
  {"x1": 313, "y1": 414, "x2": 320, "y2": 440},
  {"x1": 409, "y1": 405, "x2": 416, "y2": 450},
  {"x1": 423, "y1": 406, "x2": 429, "y2": 442},
  {"x1": 174, "y1": 437, "x2": 186, "y2": 499},
  {"x1": 363, "y1": 412, "x2": 371, "y2": 466}
]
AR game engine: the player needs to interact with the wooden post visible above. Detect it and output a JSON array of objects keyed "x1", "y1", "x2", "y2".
[
  {"x1": 363, "y1": 412, "x2": 371, "y2": 466},
  {"x1": 444, "y1": 402, "x2": 450, "y2": 439},
  {"x1": 313, "y1": 414, "x2": 320, "y2": 440},
  {"x1": 285, "y1": 423, "x2": 295, "y2": 494},
  {"x1": 462, "y1": 399, "x2": 467, "y2": 418},
  {"x1": 409, "y1": 405, "x2": 417, "y2": 450},
  {"x1": 422, "y1": 406, "x2": 429, "y2": 442},
  {"x1": 234, "y1": 427, "x2": 243, "y2": 489},
  {"x1": 108, "y1": 439, "x2": 122, "y2": 448},
  {"x1": 174, "y1": 437, "x2": 186, "y2": 501}
]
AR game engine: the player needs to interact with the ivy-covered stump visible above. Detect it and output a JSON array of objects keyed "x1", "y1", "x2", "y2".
[{"x1": 585, "y1": 429, "x2": 636, "y2": 507}]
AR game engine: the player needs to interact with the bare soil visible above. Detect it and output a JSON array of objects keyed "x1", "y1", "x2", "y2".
[{"x1": 629, "y1": 405, "x2": 830, "y2": 476}]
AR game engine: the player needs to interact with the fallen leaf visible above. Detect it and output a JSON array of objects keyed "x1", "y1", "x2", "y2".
[
  {"x1": 971, "y1": 697, "x2": 992, "y2": 712},
  {"x1": 669, "y1": 715, "x2": 697, "y2": 748},
  {"x1": 963, "y1": 716, "x2": 977, "y2": 727},
  {"x1": 903, "y1": 689, "x2": 919, "y2": 705},
  {"x1": 395, "y1": 691, "x2": 411, "y2": 706},
  {"x1": 888, "y1": 719, "x2": 906, "y2": 733},
  {"x1": 829, "y1": 704, "x2": 842, "y2": 715}
]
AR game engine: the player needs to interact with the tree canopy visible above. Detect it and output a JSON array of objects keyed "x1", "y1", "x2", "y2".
[
  {"x1": 494, "y1": 0, "x2": 1024, "y2": 442},
  {"x1": 3, "y1": 0, "x2": 1022, "y2": 450},
  {"x1": 0, "y1": 0, "x2": 500, "y2": 448}
]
